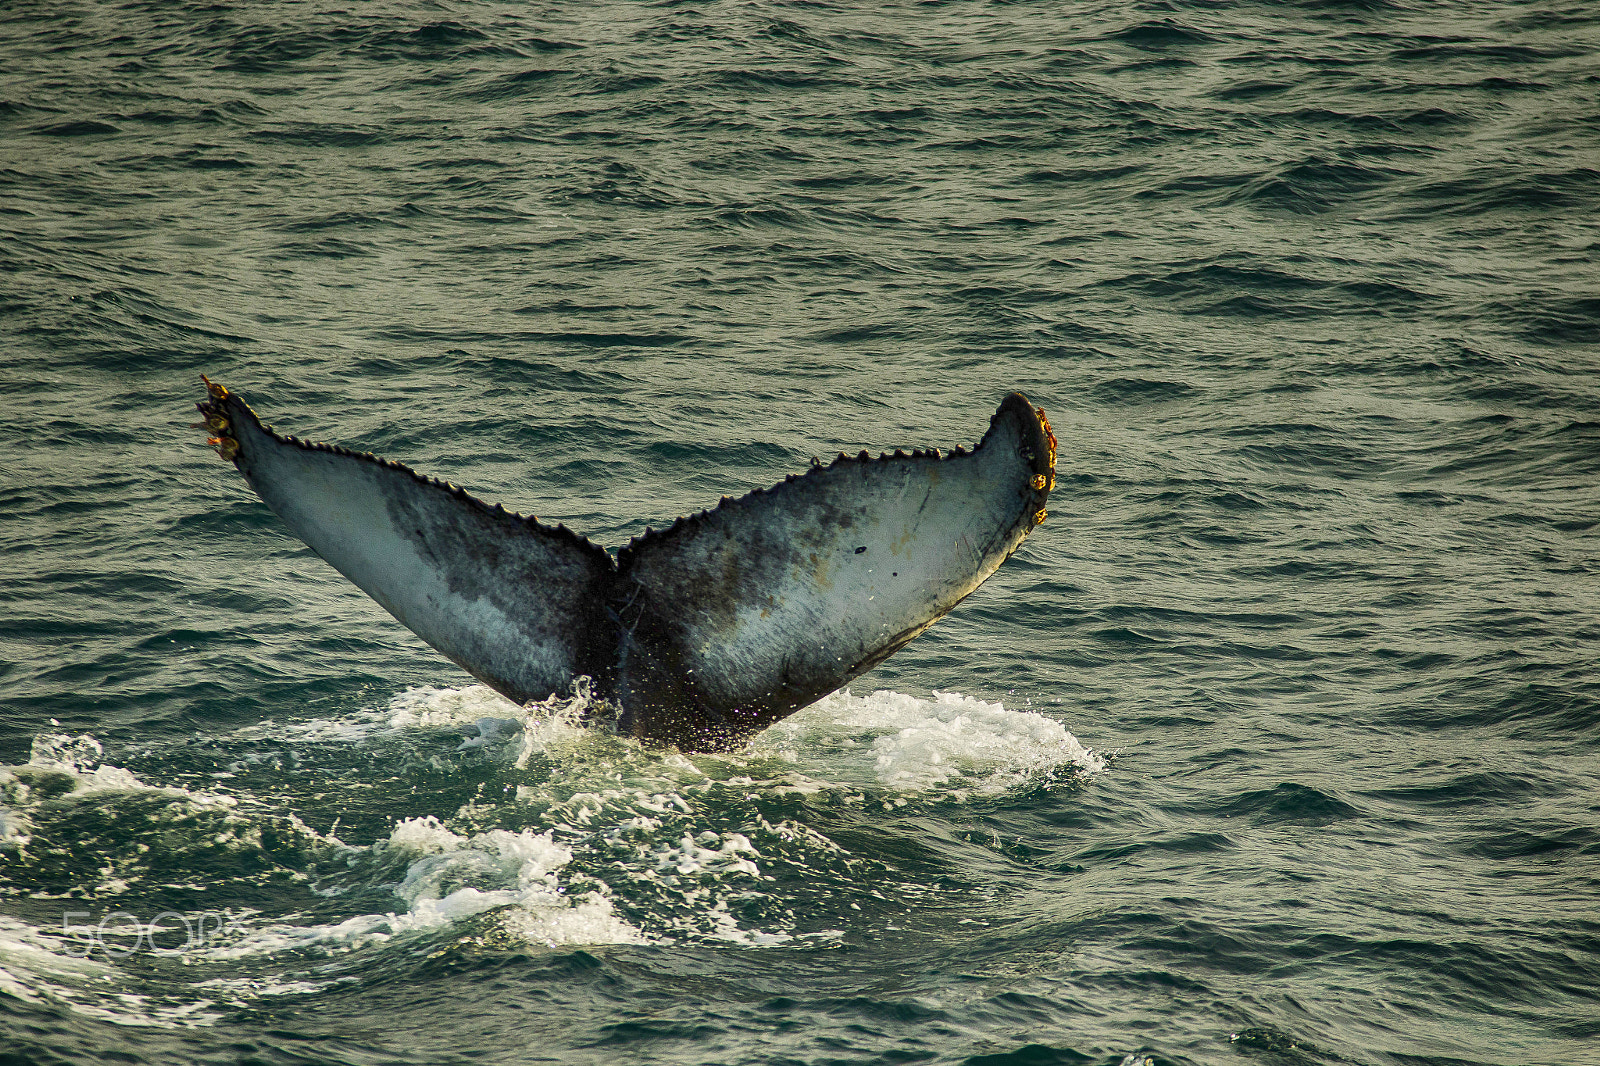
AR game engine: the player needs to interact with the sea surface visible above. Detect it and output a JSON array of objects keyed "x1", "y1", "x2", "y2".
[{"x1": 2, "y1": 2, "x2": 1598, "y2": 1064}]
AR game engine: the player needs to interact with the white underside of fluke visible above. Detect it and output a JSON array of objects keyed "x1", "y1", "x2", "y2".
[{"x1": 219, "y1": 397, "x2": 612, "y2": 703}]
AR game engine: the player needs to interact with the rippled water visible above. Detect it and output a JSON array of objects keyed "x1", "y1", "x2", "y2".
[{"x1": 3, "y1": 2, "x2": 1598, "y2": 1064}]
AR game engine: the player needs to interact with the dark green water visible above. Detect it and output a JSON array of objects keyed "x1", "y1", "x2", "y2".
[{"x1": 2, "y1": 2, "x2": 1598, "y2": 1064}]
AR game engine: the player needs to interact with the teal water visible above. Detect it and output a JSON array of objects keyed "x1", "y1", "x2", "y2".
[{"x1": 2, "y1": 2, "x2": 1598, "y2": 1064}]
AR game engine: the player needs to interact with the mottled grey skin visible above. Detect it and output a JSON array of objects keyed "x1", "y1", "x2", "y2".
[{"x1": 196, "y1": 381, "x2": 1054, "y2": 751}]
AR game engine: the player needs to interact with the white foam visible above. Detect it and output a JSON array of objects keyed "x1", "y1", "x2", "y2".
[
  {"x1": 0, "y1": 680, "x2": 1107, "y2": 1039},
  {"x1": 27, "y1": 733, "x2": 151, "y2": 794},
  {"x1": 217, "y1": 684, "x2": 527, "y2": 749},
  {"x1": 197, "y1": 816, "x2": 648, "y2": 959},
  {"x1": 755, "y1": 688, "x2": 1104, "y2": 794},
  {"x1": 501, "y1": 886, "x2": 651, "y2": 948},
  {"x1": 388, "y1": 819, "x2": 648, "y2": 945},
  {"x1": 19, "y1": 732, "x2": 237, "y2": 803},
  {"x1": 227, "y1": 682, "x2": 596, "y2": 762},
  {"x1": 385, "y1": 684, "x2": 524, "y2": 731},
  {"x1": 28, "y1": 732, "x2": 106, "y2": 772},
  {"x1": 65, "y1": 682, "x2": 1099, "y2": 968},
  {"x1": 649, "y1": 831, "x2": 761, "y2": 878},
  {"x1": 385, "y1": 813, "x2": 465, "y2": 855},
  {"x1": 247, "y1": 682, "x2": 1100, "y2": 803}
]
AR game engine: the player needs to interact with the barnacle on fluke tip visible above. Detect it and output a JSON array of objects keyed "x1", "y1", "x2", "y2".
[
  {"x1": 193, "y1": 377, "x2": 1056, "y2": 751},
  {"x1": 194, "y1": 376, "x2": 241, "y2": 461}
]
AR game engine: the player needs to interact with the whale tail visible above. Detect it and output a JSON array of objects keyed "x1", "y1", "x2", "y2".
[{"x1": 196, "y1": 377, "x2": 1054, "y2": 750}]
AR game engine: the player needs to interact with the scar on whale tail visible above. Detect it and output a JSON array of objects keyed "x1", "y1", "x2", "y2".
[{"x1": 193, "y1": 377, "x2": 1056, "y2": 751}]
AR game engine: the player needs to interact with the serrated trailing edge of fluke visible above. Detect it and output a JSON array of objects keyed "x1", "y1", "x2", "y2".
[
  {"x1": 615, "y1": 392, "x2": 1053, "y2": 564},
  {"x1": 195, "y1": 377, "x2": 1055, "y2": 562},
  {"x1": 195, "y1": 375, "x2": 613, "y2": 567}
]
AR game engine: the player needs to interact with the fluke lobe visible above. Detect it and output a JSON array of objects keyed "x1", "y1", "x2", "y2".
[{"x1": 194, "y1": 379, "x2": 1056, "y2": 751}]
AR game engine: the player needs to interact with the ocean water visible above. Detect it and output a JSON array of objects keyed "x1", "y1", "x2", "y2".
[{"x1": 2, "y1": 1, "x2": 1598, "y2": 1063}]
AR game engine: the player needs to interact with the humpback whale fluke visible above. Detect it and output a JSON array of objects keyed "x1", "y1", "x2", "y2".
[{"x1": 194, "y1": 378, "x2": 1056, "y2": 751}]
